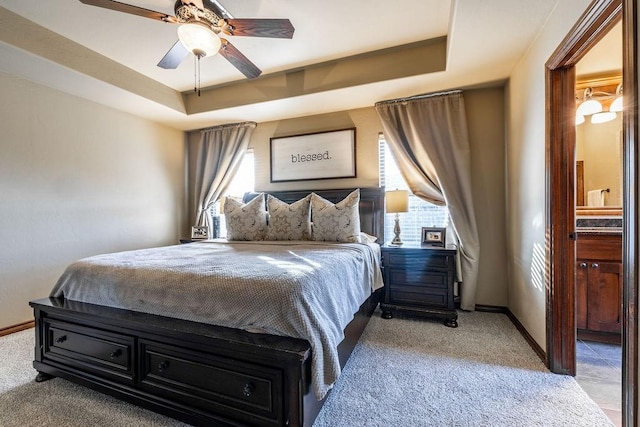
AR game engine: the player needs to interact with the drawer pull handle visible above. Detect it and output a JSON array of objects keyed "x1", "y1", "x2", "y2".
[
  {"x1": 55, "y1": 335, "x2": 67, "y2": 344},
  {"x1": 158, "y1": 361, "x2": 169, "y2": 373},
  {"x1": 579, "y1": 262, "x2": 587, "y2": 268},
  {"x1": 592, "y1": 263, "x2": 599, "y2": 269},
  {"x1": 110, "y1": 349, "x2": 122, "y2": 359},
  {"x1": 243, "y1": 382, "x2": 255, "y2": 397}
]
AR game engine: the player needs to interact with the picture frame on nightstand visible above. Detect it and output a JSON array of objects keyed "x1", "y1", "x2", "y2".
[
  {"x1": 421, "y1": 227, "x2": 446, "y2": 247},
  {"x1": 191, "y1": 226, "x2": 209, "y2": 240}
]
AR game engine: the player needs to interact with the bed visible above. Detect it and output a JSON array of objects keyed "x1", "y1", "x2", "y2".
[{"x1": 30, "y1": 187, "x2": 385, "y2": 426}]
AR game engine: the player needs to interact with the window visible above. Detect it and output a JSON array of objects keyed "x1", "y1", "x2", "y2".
[
  {"x1": 215, "y1": 149, "x2": 255, "y2": 238},
  {"x1": 223, "y1": 149, "x2": 255, "y2": 199},
  {"x1": 379, "y1": 135, "x2": 449, "y2": 243}
]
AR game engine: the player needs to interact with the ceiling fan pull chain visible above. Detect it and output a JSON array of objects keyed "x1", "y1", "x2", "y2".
[
  {"x1": 193, "y1": 54, "x2": 197, "y2": 95},
  {"x1": 192, "y1": 54, "x2": 202, "y2": 97}
]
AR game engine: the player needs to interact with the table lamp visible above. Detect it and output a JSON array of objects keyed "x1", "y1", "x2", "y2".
[{"x1": 386, "y1": 190, "x2": 409, "y2": 245}]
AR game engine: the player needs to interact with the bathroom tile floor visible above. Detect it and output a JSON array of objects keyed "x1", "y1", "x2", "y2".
[{"x1": 575, "y1": 339, "x2": 622, "y2": 426}]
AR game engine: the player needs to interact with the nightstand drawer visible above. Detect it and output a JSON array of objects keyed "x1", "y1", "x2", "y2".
[
  {"x1": 387, "y1": 268, "x2": 448, "y2": 288},
  {"x1": 385, "y1": 252, "x2": 453, "y2": 271},
  {"x1": 390, "y1": 288, "x2": 449, "y2": 308}
]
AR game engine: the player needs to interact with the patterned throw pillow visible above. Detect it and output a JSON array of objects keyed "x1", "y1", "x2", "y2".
[
  {"x1": 311, "y1": 189, "x2": 361, "y2": 243},
  {"x1": 223, "y1": 193, "x2": 268, "y2": 241},
  {"x1": 266, "y1": 194, "x2": 312, "y2": 241}
]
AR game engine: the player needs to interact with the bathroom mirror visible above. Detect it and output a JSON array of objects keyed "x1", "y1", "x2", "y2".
[{"x1": 574, "y1": 22, "x2": 622, "y2": 216}]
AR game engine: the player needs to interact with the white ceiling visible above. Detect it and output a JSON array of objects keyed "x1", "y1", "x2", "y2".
[{"x1": 0, "y1": 0, "x2": 563, "y2": 130}]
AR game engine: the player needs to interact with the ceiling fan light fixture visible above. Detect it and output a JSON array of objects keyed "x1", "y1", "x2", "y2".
[{"x1": 178, "y1": 23, "x2": 221, "y2": 57}]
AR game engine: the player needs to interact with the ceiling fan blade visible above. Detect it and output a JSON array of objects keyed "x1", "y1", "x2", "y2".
[
  {"x1": 157, "y1": 40, "x2": 189, "y2": 69},
  {"x1": 219, "y1": 39, "x2": 261, "y2": 79},
  {"x1": 79, "y1": 0, "x2": 178, "y2": 23},
  {"x1": 225, "y1": 19, "x2": 295, "y2": 39}
]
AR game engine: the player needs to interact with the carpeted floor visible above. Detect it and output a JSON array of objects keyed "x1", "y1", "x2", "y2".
[{"x1": 0, "y1": 311, "x2": 613, "y2": 426}]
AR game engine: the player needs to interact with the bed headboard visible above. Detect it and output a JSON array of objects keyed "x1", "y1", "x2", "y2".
[{"x1": 243, "y1": 187, "x2": 385, "y2": 242}]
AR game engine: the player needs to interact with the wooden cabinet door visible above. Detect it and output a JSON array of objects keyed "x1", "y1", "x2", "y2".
[
  {"x1": 587, "y1": 261, "x2": 622, "y2": 333},
  {"x1": 576, "y1": 261, "x2": 588, "y2": 330}
]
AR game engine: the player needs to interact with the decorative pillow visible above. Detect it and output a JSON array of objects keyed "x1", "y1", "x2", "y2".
[
  {"x1": 223, "y1": 193, "x2": 268, "y2": 241},
  {"x1": 266, "y1": 194, "x2": 312, "y2": 241},
  {"x1": 311, "y1": 189, "x2": 361, "y2": 243},
  {"x1": 360, "y1": 232, "x2": 378, "y2": 244}
]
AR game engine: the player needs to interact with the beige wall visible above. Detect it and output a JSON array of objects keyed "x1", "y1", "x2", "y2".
[
  {"x1": 506, "y1": 0, "x2": 592, "y2": 350},
  {"x1": 0, "y1": 72, "x2": 186, "y2": 329},
  {"x1": 187, "y1": 86, "x2": 508, "y2": 307}
]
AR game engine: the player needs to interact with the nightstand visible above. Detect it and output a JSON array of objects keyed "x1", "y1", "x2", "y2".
[{"x1": 380, "y1": 243, "x2": 458, "y2": 327}]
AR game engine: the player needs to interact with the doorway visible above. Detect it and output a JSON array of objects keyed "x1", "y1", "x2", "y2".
[{"x1": 545, "y1": 0, "x2": 637, "y2": 426}]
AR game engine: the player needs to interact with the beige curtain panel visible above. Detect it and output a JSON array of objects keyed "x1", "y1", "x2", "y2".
[
  {"x1": 193, "y1": 121, "x2": 257, "y2": 229},
  {"x1": 375, "y1": 91, "x2": 480, "y2": 310}
]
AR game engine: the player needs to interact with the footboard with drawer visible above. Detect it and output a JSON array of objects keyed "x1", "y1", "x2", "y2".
[{"x1": 32, "y1": 297, "x2": 312, "y2": 427}]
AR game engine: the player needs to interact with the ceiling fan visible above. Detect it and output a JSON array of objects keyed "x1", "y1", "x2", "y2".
[{"x1": 79, "y1": 0, "x2": 295, "y2": 93}]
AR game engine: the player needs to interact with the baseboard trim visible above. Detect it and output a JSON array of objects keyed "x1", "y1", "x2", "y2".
[
  {"x1": 0, "y1": 320, "x2": 35, "y2": 337},
  {"x1": 474, "y1": 304, "x2": 508, "y2": 314},
  {"x1": 577, "y1": 329, "x2": 622, "y2": 345},
  {"x1": 475, "y1": 305, "x2": 547, "y2": 367}
]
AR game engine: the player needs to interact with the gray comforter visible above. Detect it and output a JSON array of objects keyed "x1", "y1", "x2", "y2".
[{"x1": 51, "y1": 240, "x2": 383, "y2": 400}]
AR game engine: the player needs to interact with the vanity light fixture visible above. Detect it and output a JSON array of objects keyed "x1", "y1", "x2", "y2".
[
  {"x1": 576, "y1": 87, "x2": 603, "y2": 116},
  {"x1": 591, "y1": 111, "x2": 617, "y2": 124},
  {"x1": 609, "y1": 84, "x2": 623, "y2": 112}
]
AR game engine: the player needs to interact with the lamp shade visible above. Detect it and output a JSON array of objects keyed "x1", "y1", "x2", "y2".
[
  {"x1": 575, "y1": 114, "x2": 585, "y2": 125},
  {"x1": 576, "y1": 99, "x2": 603, "y2": 116},
  {"x1": 610, "y1": 96, "x2": 623, "y2": 112},
  {"x1": 591, "y1": 111, "x2": 617, "y2": 124},
  {"x1": 178, "y1": 23, "x2": 221, "y2": 57},
  {"x1": 386, "y1": 190, "x2": 409, "y2": 213}
]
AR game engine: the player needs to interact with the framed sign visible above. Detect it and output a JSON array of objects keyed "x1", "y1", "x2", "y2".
[
  {"x1": 270, "y1": 128, "x2": 356, "y2": 182},
  {"x1": 421, "y1": 227, "x2": 446, "y2": 247},
  {"x1": 191, "y1": 226, "x2": 209, "y2": 240}
]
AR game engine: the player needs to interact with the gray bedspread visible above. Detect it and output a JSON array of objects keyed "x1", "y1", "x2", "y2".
[{"x1": 51, "y1": 240, "x2": 383, "y2": 400}]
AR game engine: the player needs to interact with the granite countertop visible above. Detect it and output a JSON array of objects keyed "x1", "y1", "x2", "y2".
[
  {"x1": 576, "y1": 217, "x2": 622, "y2": 235},
  {"x1": 576, "y1": 227, "x2": 623, "y2": 235},
  {"x1": 576, "y1": 216, "x2": 622, "y2": 234}
]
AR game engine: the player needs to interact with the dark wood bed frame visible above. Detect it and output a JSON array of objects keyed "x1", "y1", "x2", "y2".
[{"x1": 30, "y1": 187, "x2": 385, "y2": 427}]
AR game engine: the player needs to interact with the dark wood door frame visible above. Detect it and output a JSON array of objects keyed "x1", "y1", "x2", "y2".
[
  {"x1": 622, "y1": 2, "x2": 639, "y2": 423},
  {"x1": 545, "y1": 0, "x2": 638, "y2": 425}
]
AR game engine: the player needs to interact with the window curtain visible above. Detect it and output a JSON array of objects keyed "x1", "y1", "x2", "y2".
[
  {"x1": 375, "y1": 90, "x2": 480, "y2": 310},
  {"x1": 193, "y1": 121, "x2": 257, "y2": 230}
]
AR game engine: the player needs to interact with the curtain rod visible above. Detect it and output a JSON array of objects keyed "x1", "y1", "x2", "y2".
[
  {"x1": 375, "y1": 90, "x2": 462, "y2": 106},
  {"x1": 200, "y1": 121, "x2": 257, "y2": 132}
]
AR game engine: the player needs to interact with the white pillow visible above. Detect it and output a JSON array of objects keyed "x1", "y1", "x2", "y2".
[
  {"x1": 266, "y1": 194, "x2": 312, "y2": 241},
  {"x1": 360, "y1": 232, "x2": 378, "y2": 244},
  {"x1": 224, "y1": 193, "x2": 268, "y2": 241},
  {"x1": 311, "y1": 189, "x2": 361, "y2": 243}
]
